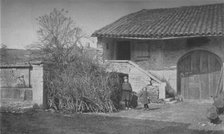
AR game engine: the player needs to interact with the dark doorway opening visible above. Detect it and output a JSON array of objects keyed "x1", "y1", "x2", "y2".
[{"x1": 116, "y1": 41, "x2": 131, "y2": 60}]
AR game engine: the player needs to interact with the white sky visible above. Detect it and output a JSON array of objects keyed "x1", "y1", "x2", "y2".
[{"x1": 1, "y1": 0, "x2": 224, "y2": 49}]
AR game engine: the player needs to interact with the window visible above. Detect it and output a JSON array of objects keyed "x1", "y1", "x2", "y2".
[{"x1": 134, "y1": 42, "x2": 150, "y2": 60}]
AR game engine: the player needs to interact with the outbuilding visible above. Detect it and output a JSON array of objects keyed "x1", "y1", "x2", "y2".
[{"x1": 92, "y1": 3, "x2": 224, "y2": 100}]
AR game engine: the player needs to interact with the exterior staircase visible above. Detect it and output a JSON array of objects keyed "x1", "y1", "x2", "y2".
[{"x1": 105, "y1": 60, "x2": 166, "y2": 99}]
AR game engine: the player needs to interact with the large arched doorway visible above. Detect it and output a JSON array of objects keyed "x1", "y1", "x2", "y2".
[{"x1": 177, "y1": 50, "x2": 222, "y2": 99}]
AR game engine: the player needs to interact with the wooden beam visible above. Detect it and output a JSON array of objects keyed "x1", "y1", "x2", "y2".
[
  {"x1": 223, "y1": 63, "x2": 224, "y2": 94},
  {"x1": 216, "y1": 63, "x2": 224, "y2": 96}
]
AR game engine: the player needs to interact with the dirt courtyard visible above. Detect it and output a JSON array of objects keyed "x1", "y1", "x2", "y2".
[
  {"x1": 93, "y1": 101, "x2": 224, "y2": 131},
  {"x1": 1, "y1": 101, "x2": 224, "y2": 134},
  {"x1": 1, "y1": 110, "x2": 223, "y2": 134}
]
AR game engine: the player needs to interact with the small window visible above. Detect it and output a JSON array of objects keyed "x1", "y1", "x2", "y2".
[{"x1": 134, "y1": 43, "x2": 150, "y2": 60}]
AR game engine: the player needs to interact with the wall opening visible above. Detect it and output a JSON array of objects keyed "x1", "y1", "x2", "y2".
[{"x1": 116, "y1": 41, "x2": 131, "y2": 60}]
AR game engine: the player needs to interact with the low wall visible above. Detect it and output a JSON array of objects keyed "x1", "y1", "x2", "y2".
[
  {"x1": 1, "y1": 87, "x2": 33, "y2": 100},
  {"x1": 0, "y1": 63, "x2": 44, "y2": 106},
  {"x1": 149, "y1": 69, "x2": 177, "y2": 93}
]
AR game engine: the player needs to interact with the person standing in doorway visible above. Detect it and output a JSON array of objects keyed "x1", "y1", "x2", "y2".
[{"x1": 122, "y1": 76, "x2": 132, "y2": 110}]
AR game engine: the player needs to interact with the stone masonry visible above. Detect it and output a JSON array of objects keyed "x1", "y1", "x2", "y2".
[
  {"x1": 105, "y1": 60, "x2": 166, "y2": 99},
  {"x1": 0, "y1": 63, "x2": 44, "y2": 107},
  {"x1": 99, "y1": 37, "x2": 224, "y2": 94}
]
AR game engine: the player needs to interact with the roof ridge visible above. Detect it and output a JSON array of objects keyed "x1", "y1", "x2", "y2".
[{"x1": 143, "y1": 3, "x2": 224, "y2": 11}]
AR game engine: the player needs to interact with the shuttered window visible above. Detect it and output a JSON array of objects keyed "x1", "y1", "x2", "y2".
[{"x1": 134, "y1": 42, "x2": 149, "y2": 59}]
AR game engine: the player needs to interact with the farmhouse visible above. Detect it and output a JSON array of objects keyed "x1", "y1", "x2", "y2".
[{"x1": 92, "y1": 3, "x2": 224, "y2": 100}]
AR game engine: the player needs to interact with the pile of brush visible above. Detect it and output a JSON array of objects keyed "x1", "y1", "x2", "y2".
[{"x1": 44, "y1": 54, "x2": 122, "y2": 113}]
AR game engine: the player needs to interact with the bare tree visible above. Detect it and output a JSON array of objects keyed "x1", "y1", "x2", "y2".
[
  {"x1": 29, "y1": 9, "x2": 121, "y2": 112},
  {"x1": 32, "y1": 8, "x2": 85, "y2": 65}
]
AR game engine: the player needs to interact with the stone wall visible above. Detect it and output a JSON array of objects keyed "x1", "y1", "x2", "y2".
[
  {"x1": 134, "y1": 37, "x2": 224, "y2": 70},
  {"x1": 138, "y1": 85, "x2": 160, "y2": 103},
  {"x1": 99, "y1": 36, "x2": 224, "y2": 93},
  {"x1": 105, "y1": 60, "x2": 166, "y2": 99},
  {"x1": 31, "y1": 64, "x2": 44, "y2": 105},
  {"x1": 149, "y1": 69, "x2": 177, "y2": 93},
  {"x1": 106, "y1": 61, "x2": 152, "y2": 93},
  {"x1": 1, "y1": 87, "x2": 32, "y2": 101},
  {"x1": 0, "y1": 63, "x2": 44, "y2": 106}
]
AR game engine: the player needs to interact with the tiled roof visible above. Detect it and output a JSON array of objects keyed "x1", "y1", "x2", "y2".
[{"x1": 92, "y1": 3, "x2": 224, "y2": 39}]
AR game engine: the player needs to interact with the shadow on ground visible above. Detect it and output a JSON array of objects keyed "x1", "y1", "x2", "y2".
[{"x1": 1, "y1": 110, "x2": 224, "y2": 134}]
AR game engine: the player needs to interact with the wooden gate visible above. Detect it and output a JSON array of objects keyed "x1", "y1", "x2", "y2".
[{"x1": 177, "y1": 50, "x2": 222, "y2": 99}]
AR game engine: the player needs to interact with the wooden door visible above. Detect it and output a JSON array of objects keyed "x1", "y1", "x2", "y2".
[{"x1": 177, "y1": 50, "x2": 222, "y2": 99}]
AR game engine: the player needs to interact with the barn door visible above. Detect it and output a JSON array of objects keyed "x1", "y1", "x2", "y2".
[{"x1": 177, "y1": 50, "x2": 222, "y2": 99}]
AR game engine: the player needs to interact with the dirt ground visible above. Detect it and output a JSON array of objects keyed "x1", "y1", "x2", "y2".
[
  {"x1": 1, "y1": 110, "x2": 224, "y2": 134},
  {"x1": 1, "y1": 101, "x2": 224, "y2": 134},
  {"x1": 93, "y1": 101, "x2": 224, "y2": 131}
]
